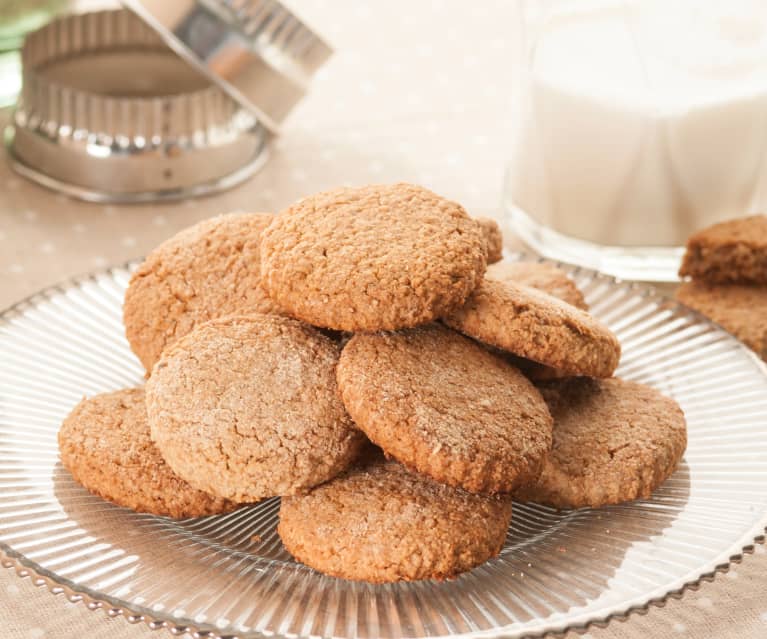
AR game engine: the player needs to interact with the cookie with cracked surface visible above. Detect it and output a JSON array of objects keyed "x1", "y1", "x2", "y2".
[
  {"x1": 487, "y1": 261, "x2": 589, "y2": 380},
  {"x1": 487, "y1": 261, "x2": 587, "y2": 310},
  {"x1": 515, "y1": 378, "x2": 687, "y2": 508},
  {"x1": 259, "y1": 184, "x2": 486, "y2": 331},
  {"x1": 443, "y1": 278, "x2": 620, "y2": 378},
  {"x1": 58, "y1": 388, "x2": 238, "y2": 518},
  {"x1": 124, "y1": 212, "x2": 280, "y2": 372},
  {"x1": 476, "y1": 216, "x2": 503, "y2": 264},
  {"x1": 278, "y1": 448, "x2": 513, "y2": 582},
  {"x1": 146, "y1": 314, "x2": 365, "y2": 502},
  {"x1": 679, "y1": 215, "x2": 767, "y2": 284},
  {"x1": 336, "y1": 324, "x2": 552, "y2": 494},
  {"x1": 676, "y1": 281, "x2": 767, "y2": 359}
]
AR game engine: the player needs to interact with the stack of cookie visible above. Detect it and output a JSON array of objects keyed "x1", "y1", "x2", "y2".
[
  {"x1": 677, "y1": 215, "x2": 767, "y2": 361},
  {"x1": 58, "y1": 183, "x2": 687, "y2": 583}
]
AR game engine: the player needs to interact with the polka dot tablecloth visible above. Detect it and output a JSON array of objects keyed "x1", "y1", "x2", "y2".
[{"x1": 1, "y1": 1, "x2": 767, "y2": 638}]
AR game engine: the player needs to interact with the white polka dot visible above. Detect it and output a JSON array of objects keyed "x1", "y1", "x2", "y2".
[
  {"x1": 415, "y1": 44, "x2": 433, "y2": 58},
  {"x1": 673, "y1": 622, "x2": 687, "y2": 633},
  {"x1": 121, "y1": 236, "x2": 137, "y2": 248},
  {"x1": 23, "y1": 209, "x2": 38, "y2": 221},
  {"x1": 6, "y1": 583, "x2": 19, "y2": 595},
  {"x1": 9, "y1": 264, "x2": 24, "y2": 274},
  {"x1": 28, "y1": 628, "x2": 44, "y2": 638},
  {"x1": 40, "y1": 242, "x2": 55, "y2": 254},
  {"x1": 406, "y1": 93, "x2": 424, "y2": 107},
  {"x1": 152, "y1": 215, "x2": 167, "y2": 226},
  {"x1": 72, "y1": 223, "x2": 86, "y2": 233},
  {"x1": 444, "y1": 153, "x2": 463, "y2": 166},
  {"x1": 359, "y1": 80, "x2": 376, "y2": 95},
  {"x1": 696, "y1": 596, "x2": 713, "y2": 609},
  {"x1": 103, "y1": 206, "x2": 116, "y2": 217},
  {"x1": 726, "y1": 569, "x2": 739, "y2": 579}
]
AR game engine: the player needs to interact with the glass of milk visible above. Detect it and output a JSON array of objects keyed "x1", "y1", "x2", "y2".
[{"x1": 504, "y1": 0, "x2": 767, "y2": 281}]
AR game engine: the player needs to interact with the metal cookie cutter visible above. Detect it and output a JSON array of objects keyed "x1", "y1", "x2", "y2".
[{"x1": 6, "y1": 5, "x2": 331, "y2": 203}]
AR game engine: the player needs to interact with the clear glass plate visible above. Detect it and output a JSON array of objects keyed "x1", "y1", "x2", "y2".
[{"x1": 1, "y1": 258, "x2": 767, "y2": 639}]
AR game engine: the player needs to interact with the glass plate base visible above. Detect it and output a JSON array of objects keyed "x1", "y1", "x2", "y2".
[{"x1": 1, "y1": 260, "x2": 767, "y2": 639}]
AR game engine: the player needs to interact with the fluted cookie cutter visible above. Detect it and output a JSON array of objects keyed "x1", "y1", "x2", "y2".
[{"x1": 5, "y1": 5, "x2": 331, "y2": 203}]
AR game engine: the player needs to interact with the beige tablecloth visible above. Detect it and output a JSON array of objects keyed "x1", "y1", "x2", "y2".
[{"x1": 2, "y1": 2, "x2": 767, "y2": 638}]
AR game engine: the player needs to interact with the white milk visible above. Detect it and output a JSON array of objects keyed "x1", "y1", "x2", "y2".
[{"x1": 508, "y1": 0, "x2": 767, "y2": 247}]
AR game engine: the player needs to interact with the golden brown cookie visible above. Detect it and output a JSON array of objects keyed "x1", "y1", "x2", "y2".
[
  {"x1": 487, "y1": 261, "x2": 588, "y2": 310},
  {"x1": 444, "y1": 278, "x2": 620, "y2": 378},
  {"x1": 278, "y1": 448, "x2": 513, "y2": 582},
  {"x1": 124, "y1": 212, "x2": 280, "y2": 372},
  {"x1": 336, "y1": 324, "x2": 552, "y2": 494},
  {"x1": 476, "y1": 216, "x2": 503, "y2": 264},
  {"x1": 515, "y1": 378, "x2": 687, "y2": 508},
  {"x1": 676, "y1": 281, "x2": 767, "y2": 359},
  {"x1": 146, "y1": 314, "x2": 365, "y2": 502},
  {"x1": 58, "y1": 388, "x2": 237, "y2": 518},
  {"x1": 486, "y1": 261, "x2": 589, "y2": 380},
  {"x1": 259, "y1": 184, "x2": 487, "y2": 331},
  {"x1": 679, "y1": 215, "x2": 767, "y2": 284}
]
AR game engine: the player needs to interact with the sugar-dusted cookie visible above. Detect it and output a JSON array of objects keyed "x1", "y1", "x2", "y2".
[
  {"x1": 58, "y1": 388, "x2": 237, "y2": 518},
  {"x1": 278, "y1": 448, "x2": 513, "y2": 582},
  {"x1": 259, "y1": 184, "x2": 486, "y2": 331},
  {"x1": 515, "y1": 377, "x2": 687, "y2": 508},
  {"x1": 124, "y1": 212, "x2": 280, "y2": 372},
  {"x1": 677, "y1": 281, "x2": 767, "y2": 359},
  {"x1": 444, "y1": 278, "x2": 620, "y2": 378},
  {"x1": 476, "y1": 216, "x2": 503, "y2": 264},
  {"x1": 336, "y1": 324, "x2": 552, "y2": 494},
  {"x1": 146, "y1": 315, "x2": 365, "y2": 502},
  {"x1": 679, "y1": 215, "x2": 767, "y2": 284},
  {"x1": 487, "y1": 261, "x2": 587, "y2": 310}
]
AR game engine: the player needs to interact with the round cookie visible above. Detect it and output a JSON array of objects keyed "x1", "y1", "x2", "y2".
[
  {"x1": 146, "y1": 314, "x2": 365, "y2": 502},
  {"x1": 487, "y1": 261, "x2": 589, "y2": 380},
  {"x1": 58, "y1": 388, "x2": 238, "y2": 518},
  {"x1": 515, "y1": 377, "x2": 687, "y2": 508},
  {"x1": 259, "y1": 184, "x2": 487, "y2": 331},
  {"x1": 476, "y1": 216, "x2": 503, "y2": 264},
  {"x1": 336, "y1": 324, "x2": 553, "y2": 493},
  {"x1": 278, "y1": 448, "x2": 513, "y2": 582},
  {"x1": 124, "y1": 212, "x2": 280, "y2": 372},
  {"x1": 487, "y1": 261, "x2": 588, "y2": 310},
  {"x1": 443, "y1": 278, "x2": 620, "y2": 378}
]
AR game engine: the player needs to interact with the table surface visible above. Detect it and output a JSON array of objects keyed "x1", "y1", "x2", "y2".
[{"x1": 2, "y1": 1, "x2": 767, "y2": 638}]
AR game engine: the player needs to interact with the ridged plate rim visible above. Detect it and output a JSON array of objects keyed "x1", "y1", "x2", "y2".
[{"x1": 1, "y1": 256, "x2": 766, "y2": 639}]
